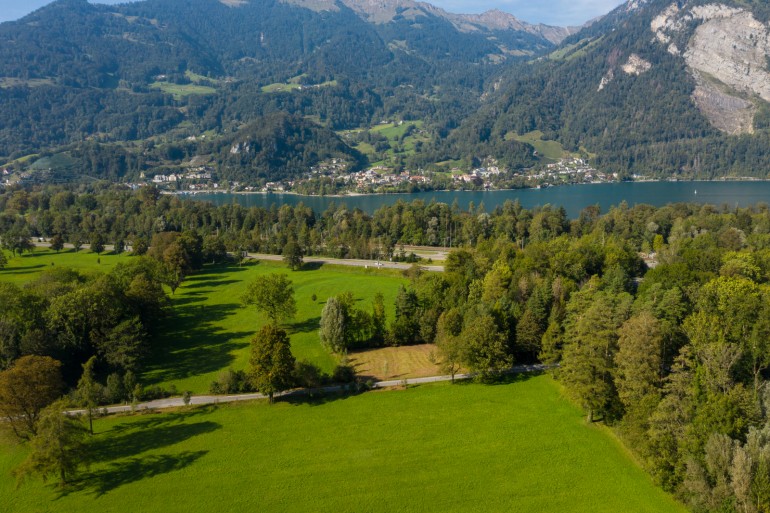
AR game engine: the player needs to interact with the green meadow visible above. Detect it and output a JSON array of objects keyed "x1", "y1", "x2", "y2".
[
  {"x1": 149, "y1": 82, "x2": 217, "y2": 100},
  {"x1": 0, "y1": 249, "x2": 407, "y2": 393},
  {"x1": 142, "y1": 259, "x2": 406, "y2": 393},
  {"x1": 505, "y1": 130, "x2": 568, "y2": 161},
  {"x1": 0, "y1": 375, "x2": 687, "y2": 513}
]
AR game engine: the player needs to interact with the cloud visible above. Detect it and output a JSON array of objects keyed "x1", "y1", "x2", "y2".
[{"x1": 425, "y1": 0, "x2": 626, "y2": 26}]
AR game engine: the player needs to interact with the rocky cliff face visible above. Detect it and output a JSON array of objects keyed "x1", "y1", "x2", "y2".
[
  {"x1": 651, "y1": 2, "x2": 770, "y2": 134},
  {"x1": 281, "y1": 0, "x2": 579, "y2": 44}
]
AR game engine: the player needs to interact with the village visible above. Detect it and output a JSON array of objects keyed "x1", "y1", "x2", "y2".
[
  {"x1": 1, "y1": 156, "x2": 612, "y2": 194},
  {"x1": 127, "y1": 155, "x2": 610, "y2": 195}
]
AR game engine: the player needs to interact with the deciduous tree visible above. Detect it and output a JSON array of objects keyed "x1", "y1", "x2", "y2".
[
  {"x1": 49, "y1": 234, "x2": 65, "y2": 252},
  {"x1": 241, "y1": 274, "x2": 297, "y2": 325},
  {"x1": 0, "y1": 356, "x2": 64, "y2": 440},
  {"x1": 282, "y1": 240, "x2": 303, "y2": 271},
  {"x1": 249, "y1": 324, "x2": 295, "y2": 403},
  {"x1": 76, "y1": 356, "x2": 101, "y2": 435},
  {"x1": 461, "y1": 314, "x2": 511, "y2": 380},
  {"x1": 435, "y1": 308, "x2": 465, "y2": 382},
  {"x1": 13, "y1": 399, "x2": 89, "y2": 486}
]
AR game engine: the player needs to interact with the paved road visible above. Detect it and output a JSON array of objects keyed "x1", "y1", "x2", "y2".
[
  {"x1": 70, "y1": 364, "x2": 550, "y2": 415},
  {"x1": 247, "y1": 252, "x2": 444, "y2": 272},
  {"x1": 31, "y1": 242, "x2": 444, "y2": 272}
]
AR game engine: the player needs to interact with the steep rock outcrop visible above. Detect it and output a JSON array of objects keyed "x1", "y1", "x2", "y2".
[
  {"x1": 651, "y1": 2, "x2": 770, "y2": 134},
  {"x1": 281, "y1": 0, "x2": 579, "y2": 44}
]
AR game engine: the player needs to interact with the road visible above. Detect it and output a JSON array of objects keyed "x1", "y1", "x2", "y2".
[
  {"x1": 246, "y1": 252, "x2": 444, "y2": 272},
  {"x1": 31, "y1": 242, "x2": 444, "y2": 272},
  {"x1": 69, "y1": 364, "x2": 549, "y2": 415}
]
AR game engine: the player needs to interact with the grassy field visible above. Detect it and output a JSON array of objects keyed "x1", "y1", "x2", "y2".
[
  {"x1": 142, "y1": 259, "x2": 406, "y2": 393},
  {"x1": 0, "y1": 250, "x2": 407, "y2": 393},
  {"x1": 149, "y1": 82, "x2": 217, "y2": 99},
  {"x1": 505, "y1": 130, "x2": 568, "y2": 161},
  {"x1": 347, "y1": 121, "x2": 431, "y2": 167},
  {"x1": 261, "y1": 80, "x2": 337, "y2": 93},
  {"x1": 0, "y1": 248, "x2": 126, "y2": 286},
  {"x1": 0, "y1": 374, "x2": 687, "y2": 513},
  {"x1": 348, "y1": 344, "x2": 440, "y2": 380}
]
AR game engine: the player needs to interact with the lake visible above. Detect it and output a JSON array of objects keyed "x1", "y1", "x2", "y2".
[{"x1": 184, "y1": 181, "x2": 770, "y2": 218}]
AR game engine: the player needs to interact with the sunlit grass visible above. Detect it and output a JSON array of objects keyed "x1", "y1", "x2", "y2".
[{"x1": 1, "y1": 375, "x2": 687, "y2": 513}]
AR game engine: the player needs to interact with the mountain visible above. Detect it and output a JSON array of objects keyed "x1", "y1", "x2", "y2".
[
  {"x1": 458, "y1": 0, "x2": 770, "y2": 179},
  {"x1": 283, "y1": 0, "x2": 580, "y2": 45},
  {"x1": 0, "y1": 0, "x2": 573, "y2": 183}
]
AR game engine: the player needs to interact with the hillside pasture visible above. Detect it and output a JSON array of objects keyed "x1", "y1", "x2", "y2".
[{"x1": 505, "y1": 130, "x2": 568, "y2": 161}]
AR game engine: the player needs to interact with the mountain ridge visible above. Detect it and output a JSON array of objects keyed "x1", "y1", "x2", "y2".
[{"x1": 453, "y1": 0, "x2": 770, "y2": 179}]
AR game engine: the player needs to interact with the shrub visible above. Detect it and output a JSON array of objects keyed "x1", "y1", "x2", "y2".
[
  {"x1": 332, "y1": 364, "x2": 356, "y2": 384},
  {"x1": 293, "y1": 360, "x2": 324, "y2": 388}
]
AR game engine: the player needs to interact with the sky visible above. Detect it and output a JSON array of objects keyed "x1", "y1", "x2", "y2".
[{"x1": 0, "y1": 0, "x2": 627, "y2": 26}]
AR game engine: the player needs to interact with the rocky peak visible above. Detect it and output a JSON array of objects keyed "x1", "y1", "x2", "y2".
[
  {"x1": 280, "y1": 0, "x2": 577, "y2": 44},
  {"x1": 449, "y1": 9, "x2": 580, "y2": 44},
  {"x1": 650, "y1": 2, "x2": 770, "y2": 134}
]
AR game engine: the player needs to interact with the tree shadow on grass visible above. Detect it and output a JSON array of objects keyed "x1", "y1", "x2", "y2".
[
  {"x1": 64, "y1": 450, "x2": 208, "y2": 497},
  {"x1": 194, "y1": 263, "x2": 249, "y2": 277},
  {"x1": 298, "y1": 261, "x2": 323, "y2": 271},
  {"x1": 143, "y1": 301, "x2": 251, "y2": 384},
  {"x1": 289, "y1": 316, "x2": 321, "y2": 334},
  {"x1": 278, "y1": 384, "x2": 368, "y2": 407},
  {"x1": 184, "y1": 279, "x2": 240, "y2": 289},
  {"x1": 89, "y1": 421, "x2": 221, "y2": 463},
  {"x1": 452, "y1": 370, "x2": 543, "y2": 386},
  {"x1": 105, "y1": 405, "x2": 219, "y2": 435},
  {"x1": 0, "y1": 264, "x2": 46, "y2": 274}
]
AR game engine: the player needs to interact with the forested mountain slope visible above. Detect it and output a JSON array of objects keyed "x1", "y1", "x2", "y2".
[
  {"x1": 458, "y1": 0, "x2": 770, "y2": 179},
  {"x1": 0, "y1": 0, "x2": 568, "y2": 182}
]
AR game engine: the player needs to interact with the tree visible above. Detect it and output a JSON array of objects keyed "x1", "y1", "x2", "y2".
[
  {"x1": 113, "y1": 237, "x2": 125, "y2": 255},
  {"x1": 435, "y1": 308, "x2": 465, "y2": 382},
  {"x1": 13, "y1": 399, "x2": 89, "y2": 486},
  {"x1": 98, "y1": 317, "x2": 147, "y2": 373},
  {"x1": 461, "y1": 314, "x2": 512, "y2": 380},
  {"x1": 131, "y1": 236, "x2": 148, "y2": 255},
  {"x1": 249, "y1": 324, "x2": 296, "y2": 403},
  {"x1": 0, "y1": 250, "x2": 6, "y2": 270},
  {"x1": 0, "y1": 356, "x2": 64, "y2": 440},
  {"x1": 561, "y1": 287, "x2": 631, "y2": 422},
  {"x1": 371, "y1": 292, "x2": 387, "y2": 345},
  {"x1": 76, "y1": 356, "x2": 101, "y2": 435},
  {"x1": 282, "y1": 240, "x2": 304, "y2": 271},
  {"x1": 162, "y1": 242, "x2": 189, "y2": 294},
  {"x1": 2, "y1": 223, "x2": 34, "y2": 257},
  {"x1": 89, "y1": 232, "x2": 105, "y2": 255},
  {"x1": 202, "y1": 235, "x2": 227, "y2": 264},
  {"x1": 70, "y1": 232, "x2": 84, "y2": 252},
  {"x1": 241, "y1": 274, "x2": 297, "y2": 325},
  {"x1": 615, "y1": 312, "x2": 664, "y2": 410},
  {"x1": 49, "y1": 234, "x2": 65, "y2": 252},
  {"x1": 388, "y1": 286, "x2": 420, "y2": 346},
  {"x1": 319, "y1": 296, "x2": 348, "y2": 353}
]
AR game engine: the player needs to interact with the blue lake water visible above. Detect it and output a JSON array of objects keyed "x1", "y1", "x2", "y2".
[{"x1": 185, "y1": 181, "x2": 770, "y2": 218}]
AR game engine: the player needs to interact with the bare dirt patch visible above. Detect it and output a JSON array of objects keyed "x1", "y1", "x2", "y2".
[{"x1": 348, "y1": 344, "x2": 441, "y2": 381}]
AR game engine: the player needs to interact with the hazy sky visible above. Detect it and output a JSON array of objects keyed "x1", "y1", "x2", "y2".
[{"x1": 0, "y1": 0, "x2": 627, "y2": 26}]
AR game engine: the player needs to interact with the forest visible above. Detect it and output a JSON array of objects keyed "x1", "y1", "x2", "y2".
[{"x1": 1, "y1": 184, "x2": 770, "y2": 510}]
